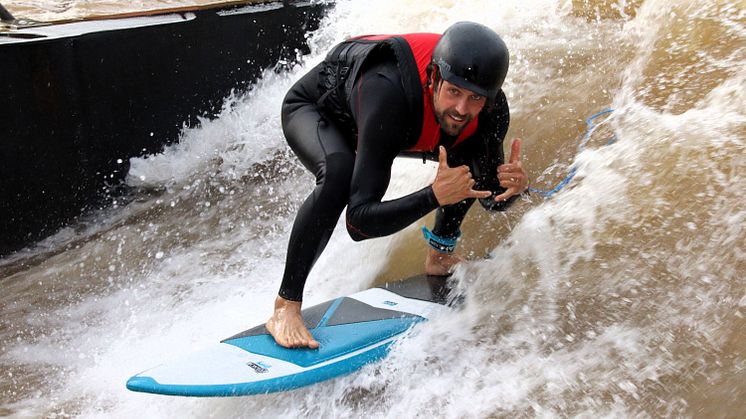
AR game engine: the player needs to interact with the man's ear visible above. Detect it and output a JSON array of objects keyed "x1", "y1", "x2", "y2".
[{"x1": 427, "y1": 63, "x2": 441, "y2": 92}]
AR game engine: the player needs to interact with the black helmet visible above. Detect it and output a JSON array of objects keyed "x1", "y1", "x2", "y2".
[{"x1": 432, "y1": 22, "x2": 509, "y2": 99}]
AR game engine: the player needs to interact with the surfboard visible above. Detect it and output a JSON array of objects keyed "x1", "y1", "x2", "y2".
[{"x1": 126, "y1": 274, "x2": 452, "y2": 397}]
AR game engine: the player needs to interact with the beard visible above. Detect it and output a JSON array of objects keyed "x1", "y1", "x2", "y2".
[{"x1": 434, "y1": 107, "x2": 473, "y2": 136}]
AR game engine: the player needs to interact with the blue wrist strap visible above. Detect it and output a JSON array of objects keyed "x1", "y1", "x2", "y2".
[{"x1": 422, "y1": 227, "x2": 460, "y2": 254}]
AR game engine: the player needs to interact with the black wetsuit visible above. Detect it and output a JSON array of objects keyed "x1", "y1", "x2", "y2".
[{"x1": 278, "y1": 47, "x2": 514, "y2": 302}]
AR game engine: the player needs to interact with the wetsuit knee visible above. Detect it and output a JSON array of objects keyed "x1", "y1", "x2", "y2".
[{"x1": 315, "y1": 152, "x2": 354, "y2": 200}]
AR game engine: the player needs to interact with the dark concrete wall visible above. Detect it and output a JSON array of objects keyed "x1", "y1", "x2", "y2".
[{"x1": 0, "y1": 1, "x2": 328, "y2": 255}]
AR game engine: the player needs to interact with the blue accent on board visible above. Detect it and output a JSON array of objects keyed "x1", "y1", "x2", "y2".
[
  {"x1": 223, "y1": 317, "x2": 423, "y2": 368},
  {"x1": 316, "y1": 297, "x2": 344, "y2": 327},
  {"x1": 529, "y1": 108, "x2": 616, "y2": 199},
  {"x1": 126, "y1": 339, "x2": 397, "y2": 397}
]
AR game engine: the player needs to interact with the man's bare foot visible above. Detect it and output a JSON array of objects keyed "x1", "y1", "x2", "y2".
[
  {"x1": 425, "y1": 248, "x2": 465, "y2": 276},
  {"x1": 265, "y1": 296, "x2": 320, "y2": 349}
]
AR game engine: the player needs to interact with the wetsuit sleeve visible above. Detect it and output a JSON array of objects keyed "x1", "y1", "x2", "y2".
[{"x1": 345, "y1": 63, "x2": 439, "y2": 241}]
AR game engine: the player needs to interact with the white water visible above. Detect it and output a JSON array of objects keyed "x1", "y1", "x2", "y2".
[{"x1": 2, "y1": 0, "x2": 745, "y2": 417}]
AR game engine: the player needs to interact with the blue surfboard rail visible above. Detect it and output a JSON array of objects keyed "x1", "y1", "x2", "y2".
[{"x1": 126, "y1": 337, "x2": 398, "y2": 397}]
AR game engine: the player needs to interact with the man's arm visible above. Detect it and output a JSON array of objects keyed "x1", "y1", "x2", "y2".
[
  {"x1": 345, "y1": 63, "x2": 440, "y2": 240},
  {"x1": 471, "y1": 89, "x2": 525, "y2": 211}
]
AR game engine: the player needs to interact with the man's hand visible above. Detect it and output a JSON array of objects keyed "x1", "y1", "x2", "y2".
[
  {"x1": 495, "y1": 138, "x2": 529, "y2": 201},
  {"x1": 432, "y1": 146, "x2": 492, "y2": 206}
]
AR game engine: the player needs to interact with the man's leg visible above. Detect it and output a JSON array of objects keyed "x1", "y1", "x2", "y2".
[
  {"x1": 424, "y1": 199, "x2": 474, "y2": 276},
  {"x1": 268, "y1": 76, "x2": 355, "y2": 348},
  {"x1": 424, "y1": 142, "x2": 479, "y2": 276}
]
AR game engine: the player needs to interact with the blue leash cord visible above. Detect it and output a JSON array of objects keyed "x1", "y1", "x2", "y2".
[{"x1": 528, "y1": 108, "x2": 616, "y2": 199}]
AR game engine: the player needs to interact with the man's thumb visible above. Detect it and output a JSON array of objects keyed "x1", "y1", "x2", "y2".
[
  {"x1": 509, "y1": 138, "x2": 522, "y2": 164},
  {"x1": 438, "y1": 146, "x2": 449, "y2": 168}
]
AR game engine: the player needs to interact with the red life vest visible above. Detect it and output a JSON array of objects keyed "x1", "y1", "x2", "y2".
[{"x1": 356, "y1": 33, "x2": 479, "y2": 152}]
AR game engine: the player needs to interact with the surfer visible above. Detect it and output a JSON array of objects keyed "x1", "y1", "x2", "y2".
[{"x1": 267, "y1": 22, "x2": 529, "y2": 348}]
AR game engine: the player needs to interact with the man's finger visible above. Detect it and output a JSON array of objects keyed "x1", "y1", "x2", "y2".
[
  {"x1": 494, "y1": 187, "x2": 518, "y2": 202},
  {"x1": 497, "y1": 163, "x2": 516, "y2": 173},
  {"x1": 438, "y1": 146, "x2": 449, "y2": 169},
  {"x1": 470, "y1": 189, "x2": 493, "y2": 199},
  {"x1": 509, "y1": 138, "x2": 522, "y2": 164}
]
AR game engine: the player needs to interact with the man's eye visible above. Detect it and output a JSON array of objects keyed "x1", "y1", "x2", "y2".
[
  {"x1": 449, "y1": 88, "x2": 460, "y2": 96},
  {"x1": 470, "y1": 95, "x2": 484, "y2": 101}
]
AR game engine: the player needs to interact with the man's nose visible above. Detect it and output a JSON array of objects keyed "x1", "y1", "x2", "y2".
[{"x1": 454, "y1": 97, "x2": 469, "y2": 115}]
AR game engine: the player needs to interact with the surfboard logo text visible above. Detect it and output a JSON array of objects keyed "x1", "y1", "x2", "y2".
[{"x1": 247, "y1": 361, "x2": 270, "y2": 374}]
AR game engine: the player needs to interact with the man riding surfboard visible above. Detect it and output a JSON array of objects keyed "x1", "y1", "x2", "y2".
[{"x1": 267, "y1": 22, "x2": 529, "y2": 348}]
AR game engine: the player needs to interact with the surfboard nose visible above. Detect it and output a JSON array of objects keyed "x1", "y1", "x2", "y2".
[{"x1": 126, "y1": 375, "x2": 161, "y2": 394}]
